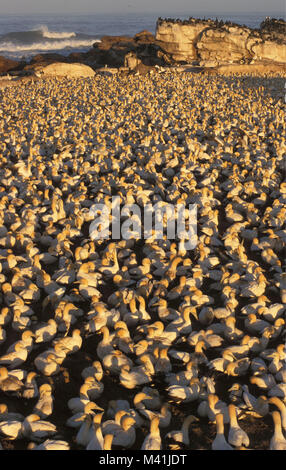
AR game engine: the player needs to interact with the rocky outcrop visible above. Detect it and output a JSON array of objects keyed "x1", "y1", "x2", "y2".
[
  {"x1": 0, "y1": 56, "x2": 21, "y2": 74},
  {"x1": 24, "y1": 53, "x2": 71, "y2": 72},
  {"x1": 156, "y1": 18, "x2": 214, "y2": 62},
  {"x1": 247, "y1": 18, "x2": 286, "y2": 63},
  {"x1": 197, "y1": 25, "x2": 253, "y2": 65},
  {"x1": 251, "y1": 40, "x2": 286, "y2": 63},
  {"x1": 156, "y1": 17, "x2": 286, "y2": 65},
  {"x1": 37, "y1": 63, "x2": 95, "y2": 78},
  {"x1": 90, "y1": 31, "x2": 160, "y2": 68},
  {"x1": 260, "y1": 18, "x2": 286, "y2": 41},
  {"x1": 133, "y1": 30, "x2": 156, "y2": 44}
]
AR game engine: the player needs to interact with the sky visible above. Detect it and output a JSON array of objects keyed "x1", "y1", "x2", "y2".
[{"x1": 0, "y1": 0, "x2": 285, "y2": 15}]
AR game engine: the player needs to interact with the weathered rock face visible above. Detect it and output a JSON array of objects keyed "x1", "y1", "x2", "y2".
[
  {"x1": 251, "y1": 40, "x2": 286, "y2": 63},
  {"x1": 38, "y1": 63, "x2": 95, "y2": 78},
  {"x1": 0, "y1": 56, "x2": 21, "y2": 74},
  {"x1": 155, "y1": 17, "x2": 286, "y2": 65},
  {"x1": 156, "y1": 19, "x2": 214, "y2": 62},
  {"x1": 197, "y1": 25, "x2": 252, "y2": 65}
]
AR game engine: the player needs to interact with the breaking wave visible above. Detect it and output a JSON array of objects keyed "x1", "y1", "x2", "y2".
[
  {"x1": 40, "y1": 26, "x2": 76, "y2": 39},
  {"x1": 0, "y1": 25, "x2": 100, "y2": 58}
]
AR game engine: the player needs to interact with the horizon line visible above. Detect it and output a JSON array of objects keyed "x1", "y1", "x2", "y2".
[{"x1": 1, "y1": 10, "x2": 285, "y2": 16}]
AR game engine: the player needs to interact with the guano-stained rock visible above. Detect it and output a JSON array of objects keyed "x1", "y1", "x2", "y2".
[
  {"x1": 197, "y1": 25, "x2": 252, "y2": 64},
  {"x1": 156, "y1": 20, "x2": 214, "y2": 62},
  {"x1": 155, "y1": 17, "x2": 286, "y2": 65}
]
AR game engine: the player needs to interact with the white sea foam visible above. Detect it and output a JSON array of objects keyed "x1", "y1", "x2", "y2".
[
  {"x1": 0, "y1": 38, "x2": 100, "y2": 54},
  {"x1": 42, "y1": 31, "x2": 76, "y2": 39},
  {"x1": 38, "y1": 25, "x2": 76, "y2": 39}
]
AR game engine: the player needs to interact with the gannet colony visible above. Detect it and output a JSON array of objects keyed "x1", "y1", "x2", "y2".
[{"x1": 0, "y1": 67, "x2": 285, "y2": 450}]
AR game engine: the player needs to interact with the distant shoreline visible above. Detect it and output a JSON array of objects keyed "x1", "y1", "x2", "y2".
[
  {"x1": 0, "y1": 16, "x2": 285, "y2": 78},
  {"x1": 0, "y1": 12, "x2": 284, "y2": 60}
]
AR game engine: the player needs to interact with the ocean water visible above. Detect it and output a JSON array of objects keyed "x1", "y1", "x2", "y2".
[{"x1": 0, "y1": 12, "x2": 284, "y2": 60}]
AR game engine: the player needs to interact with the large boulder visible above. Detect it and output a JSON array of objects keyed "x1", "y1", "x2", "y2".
[
  {"x1": 0, "y1": 56, "x2": 21, "y2": 74},
  {"x1": 37, "y1": 62, "x2": 95, "y2": 77}
]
